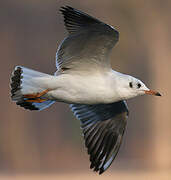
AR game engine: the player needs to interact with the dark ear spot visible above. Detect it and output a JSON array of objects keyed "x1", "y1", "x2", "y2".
[
  {"x1": 129, "y1": 82, "x2": 133, "y2": 88},
  {"x1": 137, "y1": 83, "x2": 141, "y2": 88}
]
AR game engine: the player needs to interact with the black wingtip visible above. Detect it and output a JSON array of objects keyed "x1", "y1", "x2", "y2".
[
  {"x1": 60, "y1": 6, "x2": 70, "y2": 12},
  {"x1": 155, "y1": 92, "x2": 162, "y2": 96},
  {"x1": 59, "y1": 6, "x2": 77, "y2": 16},
  {"x1": 99, "y1": 169, "x2": 104, "y2": 175},
  {"x1": 60, "y1": 5, "x2": 73, "y2": 10},
  {"x1": 59, "y1": 5, "x2": 102, "y2": 34}
]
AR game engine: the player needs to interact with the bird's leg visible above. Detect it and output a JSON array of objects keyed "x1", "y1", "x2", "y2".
[
  {"x1": 23, "y1": 89, "x2": 50, "y2": 103},
  {"x1": 24, "y1": 99, "x2": 47, "y2": 103}
]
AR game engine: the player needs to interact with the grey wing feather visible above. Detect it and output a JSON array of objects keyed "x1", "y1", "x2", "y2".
[
  {"x1": 70, "y1": 101, "x2": 128, "y2": 174},
  {"x1": 56, "y1": 6, "x2": 119, "y2": 72}
]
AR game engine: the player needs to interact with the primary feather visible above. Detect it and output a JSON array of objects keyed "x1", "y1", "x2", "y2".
[{"x1": 70, "y1": 101, "x2": 128, "y2": 174}]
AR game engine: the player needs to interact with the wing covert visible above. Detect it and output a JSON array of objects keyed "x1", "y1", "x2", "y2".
[{"x1": 56, "y1": 6, "x2": 119, "y2": 72}]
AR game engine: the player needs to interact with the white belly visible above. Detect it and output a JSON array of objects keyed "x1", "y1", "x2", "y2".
[{"x1": 47, "y1": 73, "x2": 118, "y2": 104}]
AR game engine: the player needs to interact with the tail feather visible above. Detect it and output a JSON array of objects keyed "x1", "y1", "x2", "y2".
[
  {"x1": 11, "y1": 66, "x2": 22, "y2": 100},
  {"x1": 10, "y1": 66, "x2": 55, "y2": 111},
  {"x1": 16, "y1": 99, "x2": 55, "y2": 111}
]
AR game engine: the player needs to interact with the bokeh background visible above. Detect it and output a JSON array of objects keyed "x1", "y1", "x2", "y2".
[{"x1": 1, "y1": 0, "x2": 171, "y2": 179}]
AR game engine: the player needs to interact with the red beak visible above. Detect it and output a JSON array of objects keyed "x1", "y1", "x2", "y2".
[{"x1": 144, "y1": 90, "x2": 161, "y2": 96}]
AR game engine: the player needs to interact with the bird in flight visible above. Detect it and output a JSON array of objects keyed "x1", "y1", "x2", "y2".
[{"x1": 10, "y1": 6, "x2": 161, "y2": 174}]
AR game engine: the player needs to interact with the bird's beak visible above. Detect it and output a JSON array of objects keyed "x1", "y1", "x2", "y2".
[{"x1": 144, "y1": 90, "x2": 161, "y2": 96}]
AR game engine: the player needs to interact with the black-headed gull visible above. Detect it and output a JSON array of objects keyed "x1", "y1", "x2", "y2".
[{"x1": 10, "y1": 6, "x2": 161, "y2": 174}]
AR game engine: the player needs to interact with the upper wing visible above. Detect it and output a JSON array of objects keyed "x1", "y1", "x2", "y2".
[
  {"x1": 70, "y1": 101, "x2": 128, "y2": 174},
  {"x1": 56, "y1": 6, "x2": 119, "y2": 73}
]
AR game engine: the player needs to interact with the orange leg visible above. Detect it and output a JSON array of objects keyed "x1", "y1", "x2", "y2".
[
  {"x1": 25, "y1": 98, "x2": 47, "y2": 103},
  {"x1": 23, "y1": 89, "x2": 50, "y2": 99},
  {"x1": 23, "y1": 89, "x2": 50, "y2": 103}
]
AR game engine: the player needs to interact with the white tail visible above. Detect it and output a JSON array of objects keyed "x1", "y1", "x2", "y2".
[{"x1": 10, "y1": 66, "x2": 55, "y2": 111}]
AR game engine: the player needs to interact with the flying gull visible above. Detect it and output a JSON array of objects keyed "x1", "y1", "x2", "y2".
[{"x1": 10, "y1": 6, "x2": 161, "y2": 174}]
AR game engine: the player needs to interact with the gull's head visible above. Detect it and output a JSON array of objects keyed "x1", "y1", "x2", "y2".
[{"x1": 117, "y1": 75, "x2": 161, "y2": 100}]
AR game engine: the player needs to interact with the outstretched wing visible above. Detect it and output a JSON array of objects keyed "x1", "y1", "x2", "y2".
[
  {"x1": 70, "y1": 101, "x2": 128, "y2": 174},
  {"x1": 56, "y1": 6, "x2": 119, "y2": 73}
]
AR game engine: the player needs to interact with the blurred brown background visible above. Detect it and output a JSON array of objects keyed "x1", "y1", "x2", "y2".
[{"x1": 1, "y1": 0, "x2": 171, "y2": 179}]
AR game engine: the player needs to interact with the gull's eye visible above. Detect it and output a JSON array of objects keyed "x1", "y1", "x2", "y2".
[
  {"x1": 129, "y1": 82, "x2": 133, "y2": 88},
  {"x1": 137, "y1": 83, "x2": 141, "y2": 88}
]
